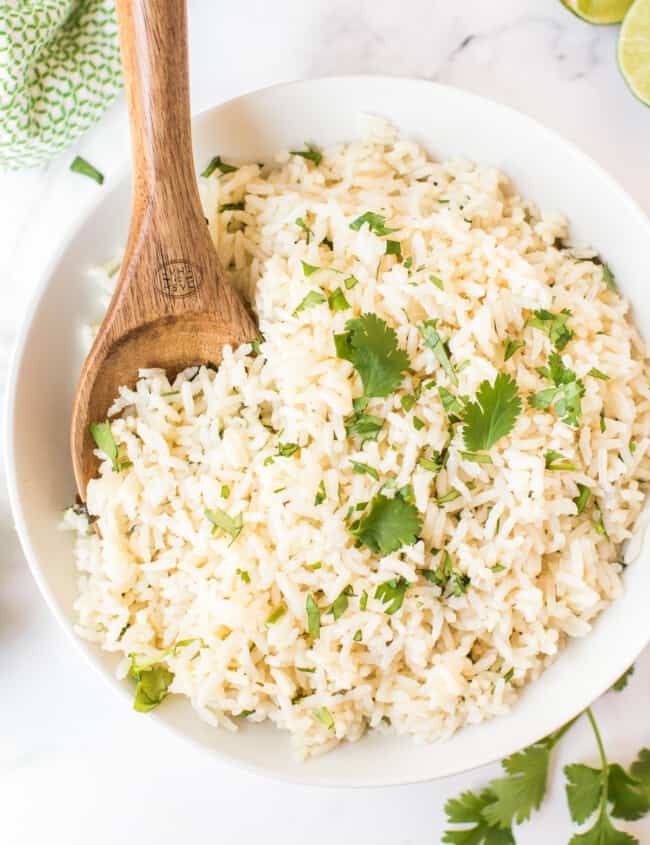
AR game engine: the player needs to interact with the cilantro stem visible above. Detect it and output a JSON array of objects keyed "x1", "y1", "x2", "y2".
[
  {"x1": 586, "y1": 707, "x2": 607, "y2": 771},
  {"x1": 586, "y1": 706, "x2": 610, "y2": 822}
]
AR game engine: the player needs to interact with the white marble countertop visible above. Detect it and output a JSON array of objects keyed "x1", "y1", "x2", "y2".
[{"x1": 2, "y1": 1, "x2": 650, "y2": 842}]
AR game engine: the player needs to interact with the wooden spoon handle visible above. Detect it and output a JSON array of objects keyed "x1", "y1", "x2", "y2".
[
  {"x1": 116, "y1": 0, "x2": 198, "y2": 216},
  {"x1": 111, "y1": 0, "x2": 237, "y2": 330}
]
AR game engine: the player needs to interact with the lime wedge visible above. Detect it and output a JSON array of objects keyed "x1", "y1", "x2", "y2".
[
  {"x1": 560, "y1": 0, "x2": 633, "y2": 23},
  {"x1": 618, "y1": 0, "x2": 650, "y2": 105}
]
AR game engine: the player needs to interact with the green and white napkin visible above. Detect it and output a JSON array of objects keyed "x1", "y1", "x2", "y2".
[{"x1": 0, "y1": 0, "x2": 122, "y2": 170}]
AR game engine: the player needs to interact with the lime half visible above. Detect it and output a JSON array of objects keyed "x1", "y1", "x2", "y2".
[
  {"x1": 618, "y1": 0, "x2": 650, "y2": 105},
  {"x1": 560, "y1": 0, "x2": 634, "y2": 23}
]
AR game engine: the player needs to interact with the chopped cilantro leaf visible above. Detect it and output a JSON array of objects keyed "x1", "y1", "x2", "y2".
[
  {"x1": 300, "y1": 260, "x2": 321, "y2": 277},
  {"x1": 290, "y1": 144, "x2": 322, "y2": 166},
  {"x1": 90, "y1": 421, "x2": 131, "y2": 472},
  {"x1": 574, "y1": 484, "x2": 592, "y2": 515},
  {"x1": 545, "y1": 450, "x2": 577, "y2": 471},
  {"x1": 353, "y1": 629, "x2": 363, "y2": 642},
  {"x1": 345, "y1": 411, "x2": 384, "y2": 443},
  {"x1": 266, "y1": 605, "x2": 286, "y2": 625},
  {"x1": 344, "y1": 274, "x2": 359, "y2": 290},
  {"x1": 436, "y1": 489, "x2": 462, "y2": 505},
  {"x1": 313, "y1": 706, "x2": 335, "y2": 730},
  {"x1": 419, "y1": 319, "x2": 457, "y2": 387},
  {"x1": 529, "y1": 352, "x2": 584, "y2": 427},
  {"x1": 70, "y1": 156, "x2": 104, "y2": 184},
  {"x1": 360, "y1": 590, "x2": 368, "y2": 610},
  {"x1": 131, "y1": 664, "x2": 174, "y2": 713},
  {"x1": 236, "y1": 568, "x2": 250, "y2": 584},
  {"x1": 220, "y1": 201, "x2": 245, "y2": 212},
  {"x1": 205, "y1": 507, "x2": 243, "y2": 543},
  {"x1": 422, "y1": 551, "x2": 469, "y2": 597},
  {"x1": 504, "y1": 338, "x2": 524, "y2": 362},
  {"x1": 418, "y1": 451, "x2": 445, "y2": 474},
  {"x1": 277, "y1": 442, "x2": 299, "y2": 457},
  {"x1": 328, "y1": 287, "x2": 350, "y2": 312},
  {"x1": 462, "y1": 374, "x2": 521, "y2": 451},
  {"x1": 602, "y1": 263, "x2": 617, "y2": 291},
  {"x1": 314, "y1": 480, "x2": 326, "y2": 506},
  {"x1": 385, "y1": 239, "x2": 402, "y2": 256},
  {"x1": 351, "y1": 491, "x2": 421, "y2": 554},
  {"x1": 589, "y1": 368, "x2": 609, "y2": 381},
  {"x1": 335, "y1": 313, "x2": 410, "y2": 398},
  {"x1": 429, "y1": 274, "x2": 444, "y2": 290},
  {"x1": 328, "y1": 586, "x2": 353, "y2": 620},
  {"x1": 351, "y1": 460, "x2": 379, "y2": 480},
  {"x1": 593, "y1": 506, "x2": 608, "y2": 538},
  {"x1": 401, "y1": 394, "x2": 417, "y2": 412},
  {"x1": 349, "y1": 211, "x2": 398, "y2": 236},
  {"x1": 295, "y1": 217, "x2": 313, "y2": 242},
  {"x1": 526, "y1": 309, "x2": 574, "y2": 351},
  {"x1": 375, "y1": 577, "x2": 410, "y2": 614},
  {"x1": 413, "y1": 416, "x2": 425, "y2": 431},
  {"x1": 439, "y1": 386, "x2": 464, "y2": 415},
  {"x1": 306, "y1": 594, "x2": 320, "y2": 638},
  {"x1": 201, "y1": 155, "x2": 237, "y2": 177},
  {"x1": 293, "y1": 289, "x2": 326, "y2": 316},
  {"x1": 404, "y1": 257, "x2": 413, "y2": 269}
]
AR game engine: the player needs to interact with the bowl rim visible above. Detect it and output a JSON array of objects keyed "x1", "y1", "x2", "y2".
[{"x1": 6, "y1": 74, "x2": 650, "y2": 788}]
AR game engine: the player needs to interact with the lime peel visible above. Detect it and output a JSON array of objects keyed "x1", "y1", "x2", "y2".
[
  {"x1": 560, "y1": 0, "x2": 634, "y2": 24},
  {"x1": 618, "y1": 0, "x2": 650, "y2": 106}
]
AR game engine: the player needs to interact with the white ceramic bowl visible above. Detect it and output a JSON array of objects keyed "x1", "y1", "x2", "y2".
[{"x1": 6, "y1": 77, "x2": 650, "y2": 787}]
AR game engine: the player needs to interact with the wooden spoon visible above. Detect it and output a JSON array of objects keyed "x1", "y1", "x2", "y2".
[{"x1": 70, "y1": 0, "x2": 257, "y2": 500}]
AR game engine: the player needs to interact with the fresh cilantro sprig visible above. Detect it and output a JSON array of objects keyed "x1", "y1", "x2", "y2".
[
  {"x1": 442, "y1": 671, "x2": 649, "y2": 845},
  {"x1": 351, "y1": 490, "x2": 421, "y2": 554},
  {"x1": 564, "y1": 709, "x2": 648, "y2": 844},
  {"x1": 443, "y1": 716, "x2": 579, "y2": 843},
  {"x1": 335, "y1": 313, "x2": 410, "y2": 398},
  {"x1": 529, "y1": 353, "x2": 585, "y2": 427},
  {"x1": 462, "y1": 374, "x2": 522, "y2": 452}
]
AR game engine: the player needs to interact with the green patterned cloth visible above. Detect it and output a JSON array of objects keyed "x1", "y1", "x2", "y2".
[{"x1": 0, "y1": 0, "x2": 122, "y2": 170}]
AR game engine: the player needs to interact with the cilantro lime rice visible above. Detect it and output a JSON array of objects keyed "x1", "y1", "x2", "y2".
[{"x1": 64, "y1": 117, "x2": 650, "y2": 759}]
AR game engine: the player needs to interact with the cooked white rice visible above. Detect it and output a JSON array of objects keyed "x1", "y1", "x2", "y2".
[{"x1": 64, "y1": 117, "x2": 650, "y2": 759}]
